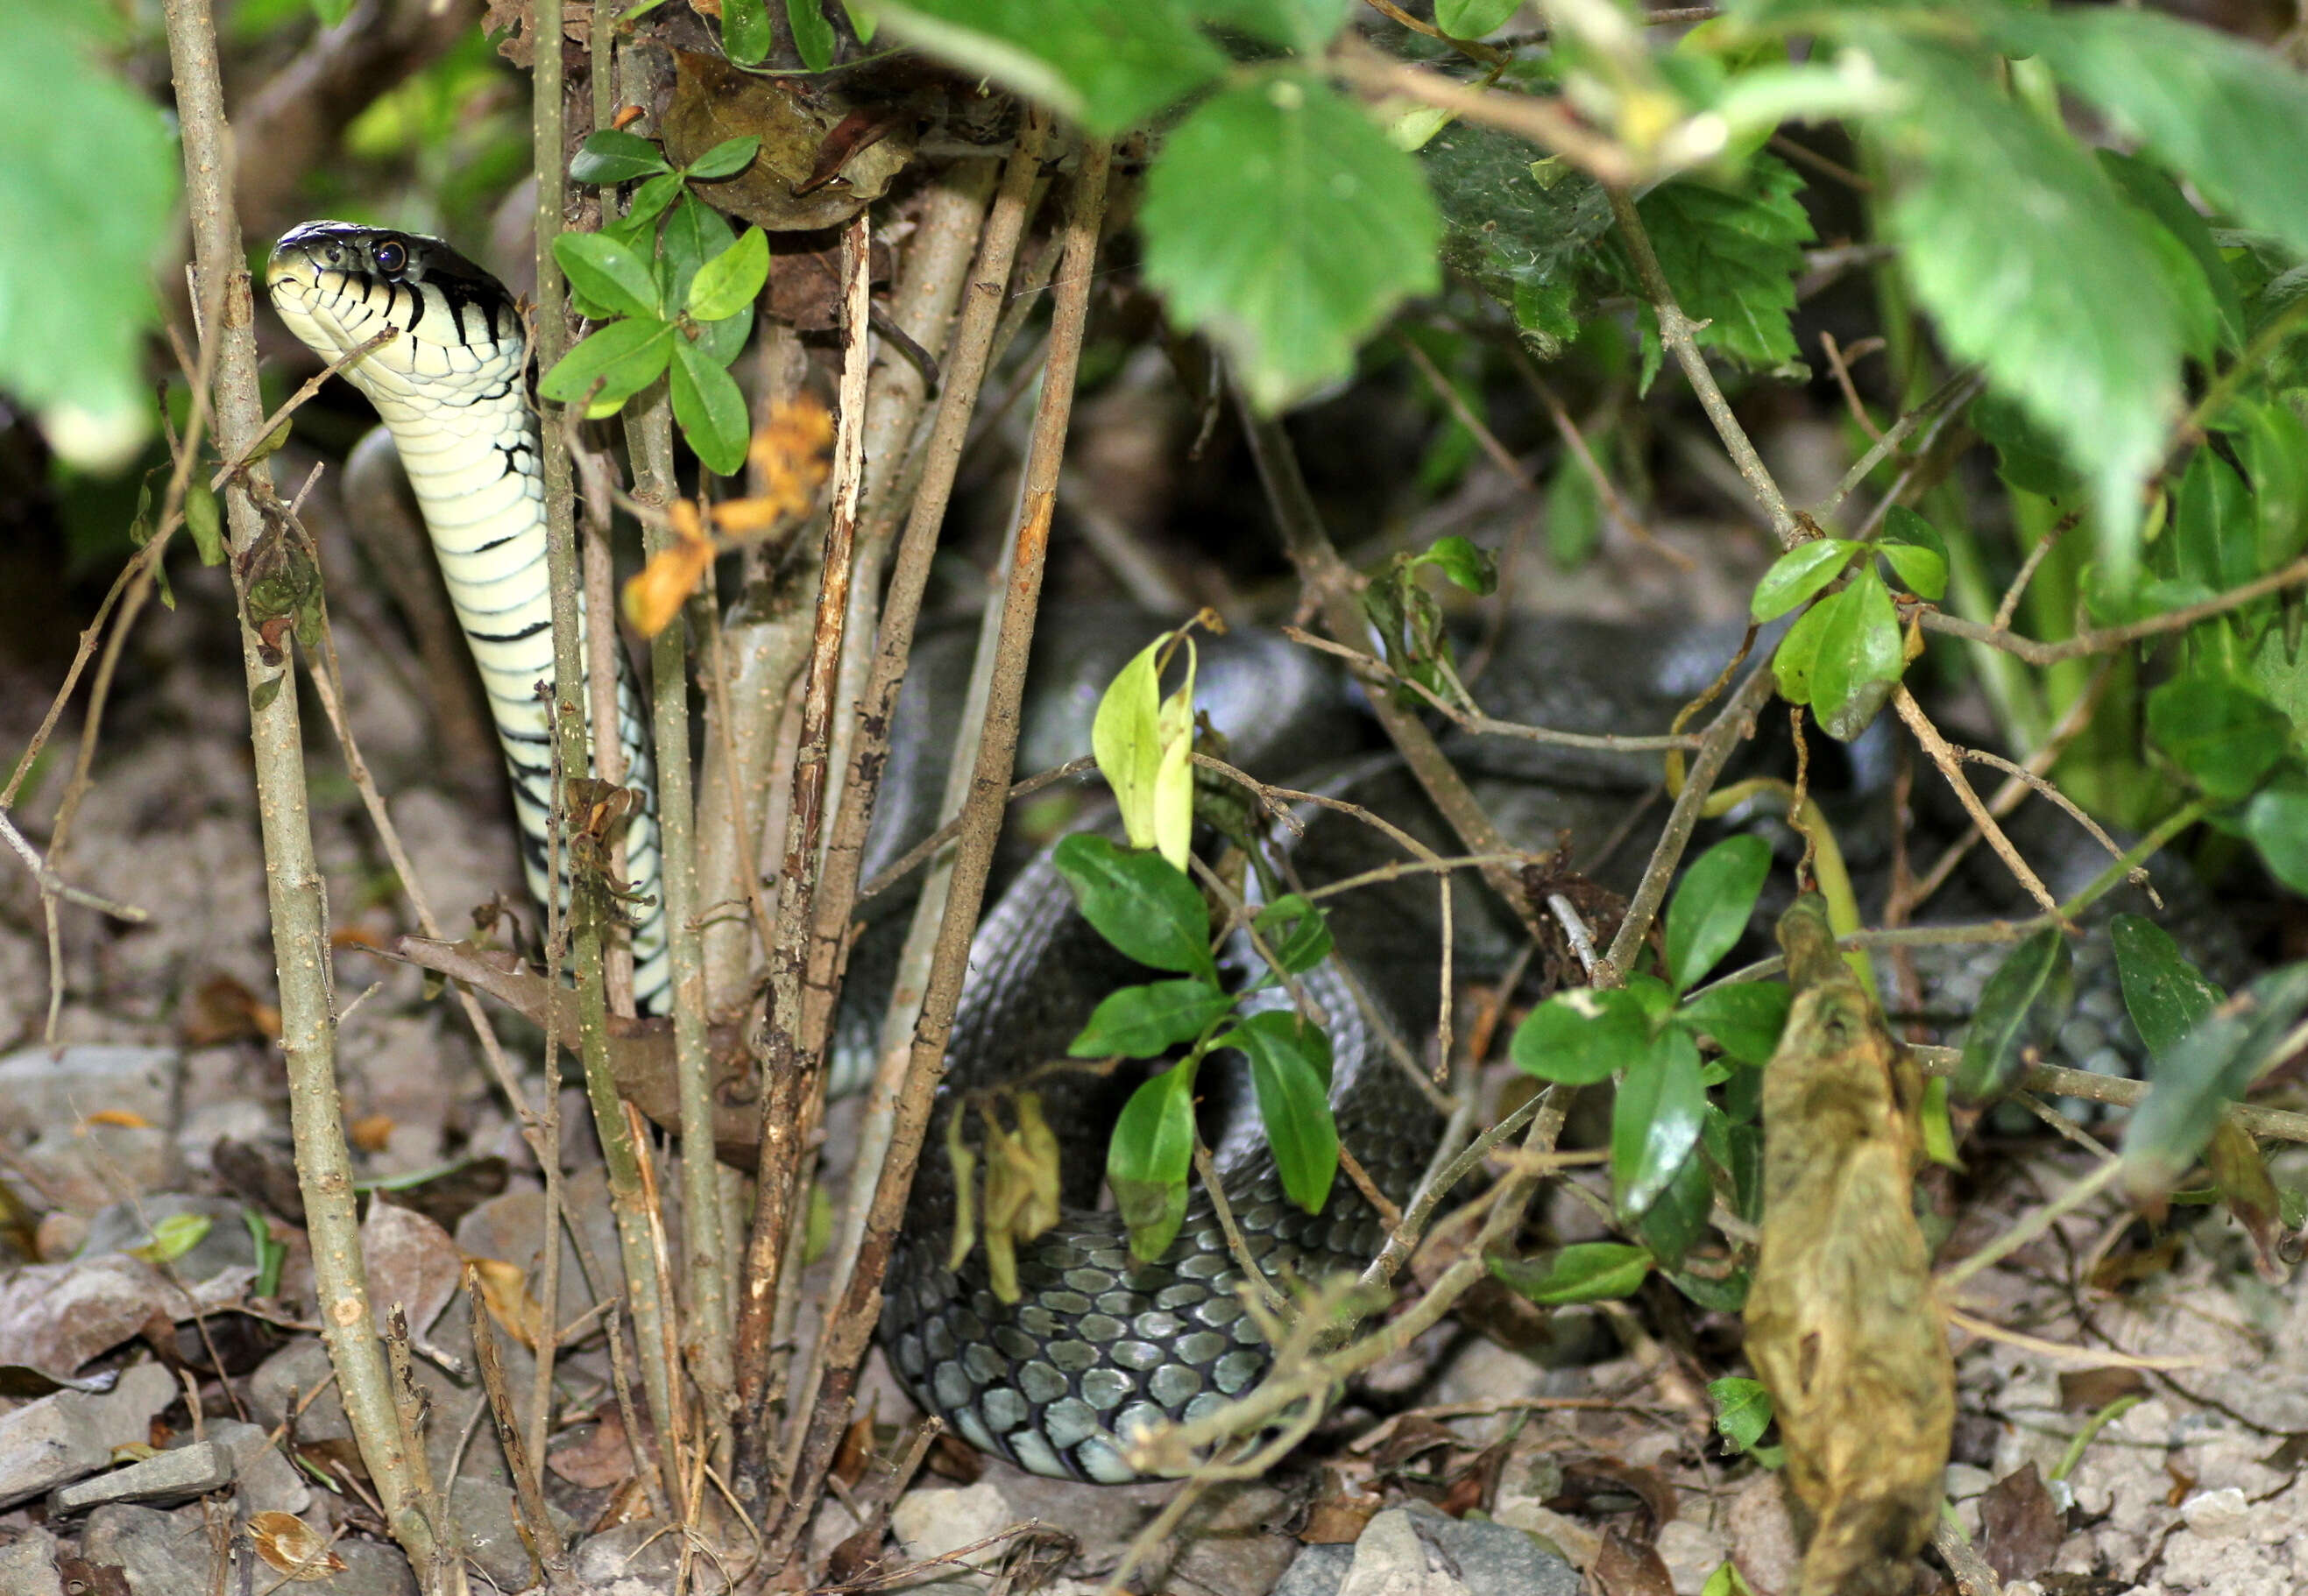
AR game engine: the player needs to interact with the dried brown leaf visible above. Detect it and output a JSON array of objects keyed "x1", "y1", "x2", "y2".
[
  {"x1": 2057, "y1": 1367, "x2": 2146, "y2": 1412},
  {"x1": 546, "y1": 1408, "x2": 634, "y2": 1491},
  {"x1": 1592, "y1": 1529, "x2": 1677, "y2": 1596},
  {"x1": 1744, "y1": 896, "x2": 1955, "y2": 1596},
  {"x1": 462, "y1": 1256, "x2": 546, "y2": 1350},
  {"x1": 249, "y1": 1512, "x2": 346, "y2": 1582},
  {"x1": 1979, "y1": 1463, "x2": 2063, "y2": 1584}
]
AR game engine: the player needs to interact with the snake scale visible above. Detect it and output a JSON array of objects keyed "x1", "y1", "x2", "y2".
[{"x1": 268, "y1": 222, "x2": 2230, "y2": 1486}]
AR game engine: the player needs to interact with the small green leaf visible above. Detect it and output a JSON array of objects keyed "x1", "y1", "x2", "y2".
[
  {"x1": 1664, "y1": 835, "x2": 1771, "y2": 996},
  {"x1": 310, "y1": 0, "x2": 354, "y2": 24},
  {"x1": 2125, "y1": 965, "x2": 2308, "y2": 1200},
  {"x1": 1142, "y1": 76, "x2": 1440, "y2": 412},
  {"x1": 554, "y1": 231, "x2": 663, "y2": 321},
  {"x1": 1877, "y1": 510, "x2": 1948, "y2": 601},
  {"x1": 669, "y1": 337, "x2": 750, "y2": 476},
  {"x1": 1434, "y1": 0, "x2": 1516, "y2": 37},
  {"x1": 1708, "y1": 1376, "x2": 1781, "y2": 1464},
  {"x1": 1417, "y1": 534, "x2": 1497, "y2": 597},
  {"x1": 184, "y1": 482, "x2": 224, "y2": 566},
  {"x1": 1674, "y1": 981, "x2": 1791, "y2": 1067},
  {"x1": 663, "y1": 195, "x2": 752, "y2": 364},
  {"x1": 1107, "y1": 1060, "x2": 1198, "y2": 1261},
  {"x1": 1051, "y1": 834, "x2": 1213, "y2": 978},
  {"x1": 127, "y1": 1212, "x2": 213, "y2": 1265},
  {"x1": 683, "y1": 135, "x2": 762, "y2": 182},
  {"x1": 1619, "y1": 152, "x2": 1813, "y2": 374},
  {"x1": 1487, "y1": 1242, "x2": 1653, "y2": 1306},
  {"x1": 623, "y1": 172, "x2": 686, "y2": 232},
  {"x1": 1068, "y1": 978, "x2": 1235, "y2": 1059},
  {"x1": 1809, "y1": 566, "x2": 1902, "y2": 741},
  {"x1": 1221, "y1": 1011, "x2": 1338, "y2": 1213},
  {"x1": 1770, "y1": 595, "x2": 1836, "y2": 707},
  {"x1": 2111, "y1": 914, "x2": 2226, "y2": 1064},
  {"x1": 1704, "y1": 1562, "x2": 1762, "y2": 1596},
  {"x1": 2172, "y1": 448, "x2": 2256, "y2": 594},
  {"x1": 1254, "y1": 894, "x2": 1333, "y2": 977},
  {"x1": 1637, "y1": 1141, "x2": 1712, "y2": 1270},
  {"x1": 1953, "y1": 927, "x2": 2073, "y2": 1103},
  {"x1": 1613, "y1": 1028, "x2": 1708, "y2": 1220},
  {"x1": 1509, "y1": 986, "x2": 1653, "y2": 1085},
  {"x1": 2101, "y1": 152, "x2": 2246, "y2": 355},
  {"x1": 2243, "y1": 778, "x2": 2308, "y2": 895},
  {"x1": 1750, "y1": 539, "x2": 1854, "y2": 622},
  {"x1": 842, "y1": 0, "x2": 878, "y2": 43},
  {"x1": 2147, "y1": 673, "x2": 2289, "y2": 802},
  {"x1": 570, "y1": 129, "x2": 672, "y2": 185},
  {"x1": 723, "y1": 0, "x2": 775, "y2": 63},
  {"x1": 687, "y1": 227, "x2": 770, "y2": 322},
  {"x1": 1198, "y1": 0, "x2": 1349, "y2": 53},
  {"x1": 786, "y1": 0, "x2": 836, "y2": 69},
  {"x1": 538, "y1": 319, "x2": 676, "y2": 416}
]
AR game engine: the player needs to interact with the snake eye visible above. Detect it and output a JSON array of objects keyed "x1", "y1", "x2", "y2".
[{"x1": 373, "y1": 239, "x2": 408, "y2": 279}]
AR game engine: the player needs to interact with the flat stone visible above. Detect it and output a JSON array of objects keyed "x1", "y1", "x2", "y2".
[
  {"x1": 0, "y1": 1046, "x2": 178, "y2": 1140},
  {"x1": 0, "y1": 1363, "x2": 177, "y2": 1509},
  {"x1": 0, "y1": 1254, "x2": 187, "y2": 1375},
  {"x1": 50, "y1": 1440, "x2": 234, "y2": 1514},
  {"x1": 445, "y1": 1477, "x2": 578, "y2": 1591},
  {"x1": 76, "y1": 1503, "x2": 211, "y2": 1595},
  {"x1": 206, "y1": 1419, "x2": 309, "y2": 1515},
  {"x1": 81, "y1": 1195, "x2": 255, "y2": 1285},
  {"x1": 891, "y1": 1480, "x2": 1015, "y2": 1564},
  {"x1": 1273, "y1": 1543, "x2": 1354, "y2": 1596},
  {"x1": 1338, "y1": 1507, "x2": 1472, "y2": 1596},
  {"x1": 18, "y1": 1126, "x2": 179, "y2": 1218},
  {"x1": 1338, "y1": 1505, "x2": 1582, "y2": 1596},
  {"x1": 0, "y1": 1528, "x2": 63, "y2": 1596}
]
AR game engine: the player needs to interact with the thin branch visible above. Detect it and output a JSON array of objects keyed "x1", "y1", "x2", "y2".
[
  {"x1": 0, "y1": 809, "x2": 145, "y2": 922},
  {"x1": 1893, "y1": 687, "x2": 2060, "y2": 917},
  {"x1": 1334, "y1": 39, "x2": 1640, "y2": 186},
  {"x1": 1812, "y1": 368, "x2": 1982, "y2": 525},
  {"x1": 207, "y1": 326, "x2": 400, "y2": 492},
  {"x1": 1915, "y1": 555, "x2": 2308, "y2": 664}
]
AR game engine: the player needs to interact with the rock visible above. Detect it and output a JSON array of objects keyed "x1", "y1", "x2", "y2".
[
  {"x1": 0, "y1": 1362, "x2": 177, "y2": 1509},
  {"x1": 2181, "y1": 1486, "x2": 2252, "y2": 1539},
  {"x1": 455, "y1": 1166, "x2": 627, "y2": 1328},
  {"x1": 1725, "y1": 1472, "x2": 1801, "y2": 1596},
  {"x1": 48, "y1": 1440, "x2": 233, "y2": 1513},
  {"x1": 0, "y1": 1046, "x2": 178, "y2": 1140},
  {"x1": 77, "y1": 1503, "x2": 212, "y2": 1594},
  {"x1": 1335, "y1": 1504, "x2": 1581, "y2": 1596},
  {"x1": 445, "y1": 1477, "x2": 579, "y2": 1591},
  {"x1": 891, "y1": 1480, "x2": 1016, "y2": 1564},
  {"x1": 1655, "y1": 1517, "x2": 1730, "y2": 1596},
  {"x1": 81, "y1": 1194, "x2": 256, "y2": 1285},
  {"x1": 570, "y1": 1520, "x2": 731, "y2": 1592},
  {"x1": 310, "y1": 1542, "x2": 421, "y2": 1596},
  {"x1": 1273, "y1": 1543, "x2": 1355, "y2": 1596},
  {"x1": 207, "y1": 1418, "x2": 309, "y2": 1515},
  {"x1": 1160, "y1": 1482, "x2": 1296, "y2": 1596},
  {"x1": 248, "y1": 1335, "x2": 505, "y2": 1488},
  {"x1": 0, "y1": 1528, "x2": 62, "y2": 1596},
  {"x1": 18, "y1": 1125, "x2": 179, "y2": 1217}
]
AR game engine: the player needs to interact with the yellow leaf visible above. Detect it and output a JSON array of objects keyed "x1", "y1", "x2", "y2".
[
  {"x1": 1151, "y1": 639, "x2": 1198, "y2": 872},
  {"x1": 81, "y1": 1110, "x2": 152, "y2": 1130},
  {"x1": 462, "y1": 1256, "x2": 547, "y2": 1349},
  {"x1": 249, "y1": 1512, "x2": 347, "y2": 1581},
  {"x1": 745, "y1": 394, "x2": 835, "y2": 522},
  {"x1": 621, "y1": 506, "x2": 715, "y2": 638},
  {"x1": 1092, "y1": 632, "x2": 1172, "y2": 855}
]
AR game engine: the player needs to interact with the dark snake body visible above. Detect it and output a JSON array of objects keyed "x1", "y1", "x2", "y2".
[{"x1": 268, "y1": 224, "x2": 2235, "y2": 1485}]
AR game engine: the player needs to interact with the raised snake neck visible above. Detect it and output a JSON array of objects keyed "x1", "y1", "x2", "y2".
[{"x1": 266, "y1": 222, "x2": 669, "y2": 1011}]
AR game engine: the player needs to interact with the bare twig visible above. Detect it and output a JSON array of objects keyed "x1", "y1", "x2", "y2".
[
  {"x1": 1812, "y1": 368, "x2": 1981, "y2": 526},
  {"x1": 1335, "y1": 39, "x2": 1639, "y2": 186},
  {"x1": 0, "y1": 809, "x2": 145, "y2": 922},
  {"x1": 1915, "y1": 555, "x2": 2308, "y2": 664},
  {"x1": 1893, "y1": 687, "x2": 2061, "y2": 917}
]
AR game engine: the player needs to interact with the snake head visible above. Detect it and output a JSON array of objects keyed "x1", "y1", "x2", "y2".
[{"x1": 267, "y1": 222, "x2": 523, "y2": 398}]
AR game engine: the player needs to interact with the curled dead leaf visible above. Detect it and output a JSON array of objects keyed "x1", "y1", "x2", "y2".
[
  {"x1": 621, "y1": 499, "x2": 716, "y2": 638},
  {"x1": 348, "y1": 1115, "x2": 394, "y2": 1155},
  {"x1": 1744, "y1": 895, "x2": 1954, "y2": 1596},
  {"x1": 463, "y1": 1256, "x2": 547, "y2": 1350},
  {"x1": 249, "y1": 1512, "x2": 347, "y2": 1581}
]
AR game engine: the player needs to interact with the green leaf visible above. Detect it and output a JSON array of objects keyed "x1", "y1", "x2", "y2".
[
  {"x1": 877, "y1": 0, "x2": 1226, "y2": 136},
  {"x1": 1434, "y1": 0, "x2": 1516, "y2": 39},
  {"x1": 2243, "y1": 776, "x2": 2308, "y2": 896},
  {"x1": 1708, "y1": 1376, "x2": 1781, "y2": 1464},
  {"x1": 1704, "y1": 1563, "x2": 1762, "y2": 1596},
  {"x1": 1510, "y1": 986, "x2": 1653, "y2": 1086},
  {"x1": 623, "y1": 172, "x2": 687, "y2": 234},
  {"x1": 787, "y1": 0, "x2": 837, "y2": 69},
  {"x1": 1090, "y1": 632, "x2": 1196, "y2": 870},
  {"x1": 1488, "y1": 1242, "x2": 1653, "y2": 1306},
  {"x1": 2101, "y1": 152, "x2": 2246, "y2": 355},
  {"x1": 569, "y1": 129, "x2": 673, "y2": 185},
  {"x1": 1625, "y1": 152, "x2": 1814, "y2": 371},
  {"x1": 2172, "y1": 448, "x2": 2257, "y2": 595},
  {"x1": 1614, "y1": 1028, "x2": 1708, "y2": 1220},
  {"x1": 1051, "y1": 834, "x2": 1214, "y2": 978},
  {"x1": 1636, "y1": 1144, "x2": 1713, "y2": 1271},
  {"x1": 1545, "y1": 451, "x2": 1603, "y2": 569},
  {"x1": 1809, "y1": 566, "x2": 1903, "y2": 741},
  {"x1": 723, "y1": 0, "x2": 775, "y2": 63},
  {"x1": 842, "y1": 0, "x2": 878, "y2": 43},
  {"x1": 538, "y1": 319, "x2": 676, "y2": 416},
  {"x1": 1674, "y1": 981, "x2": 1790, "y2": 1067},
  {"x1": 184, "y1": 482, "x2": 224, "y2": 567},
  {"x1": 127, "y1": 1212, "x2": 214, "y2": 1265},
  {"x1": 2148, "y1": 673, "x2": 2289, "y2": 802},
  {"x1": 687, "y1": 227, "x2": 771, "y2": 322},
  {"x1": 1663, "y1": 835, "x2": 1771, "y2": 996},
  {"x1": 663, "y1": 195, "x2": 753, "y2": 365},
  {"x1": 1750, "y1": 539, "x2": 1854, "y2": 622},
  {"x1": 1996, "y1": 9, "x2": 2308, "y2": 260},
  {"x1": 2125, "y1": 965, "x2": 2308, "y2": 1200},
  {"x1": 2242, "y1": 400, "x2": 2308, "y2": 569},
  {"x1": 669, "y1": 337, "x2": 750, "y2": 476},
  {"x1": 683, "y1": 135, "x2": 762, "y2": 182},
  {"x1": 0, "y1": 4, "x2": 178, "y2": 471},
  {"x1": 1952, "y1": 927, "x2": 2073, "y2": 1103},
  {"x1": 1142, "y1": 77, "x2": 1441, "y2": 413},
  {"x1": 1254, "y1": 894, "x2": 1333, "y2": 977},
  {"x1": 553, "y1": 231, "x2": 664, "y2": 322},
  {"x1": 1069, "y1": 978, "x2": 1235, "y2": 1059},
  {"x1": 1770, "y1": 595, "x2": 1836, "y2": 707},
  {"x1": 1197, "y1": 0, "x2": 1350, "y2": 53},
  {"x1": 1107, "y1": 1060, "x2": 1199, "y2": 1261},
  {"x1": 1221, "y1": 1011, "x2": 1338, "y2": 1213},
  {"x1": 1870, "y1": 37, "x2": 2180, "y2": 586},
  {"x1": 1878, "y1": 509, "x2": 1948, "y2": 601},
  {"x1": 2111, "y1": 914, "x2": 2226, "y2": 1064},
  {"x1": 1417, "y1": 534, "x2": 1497, "y2": 597}
]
